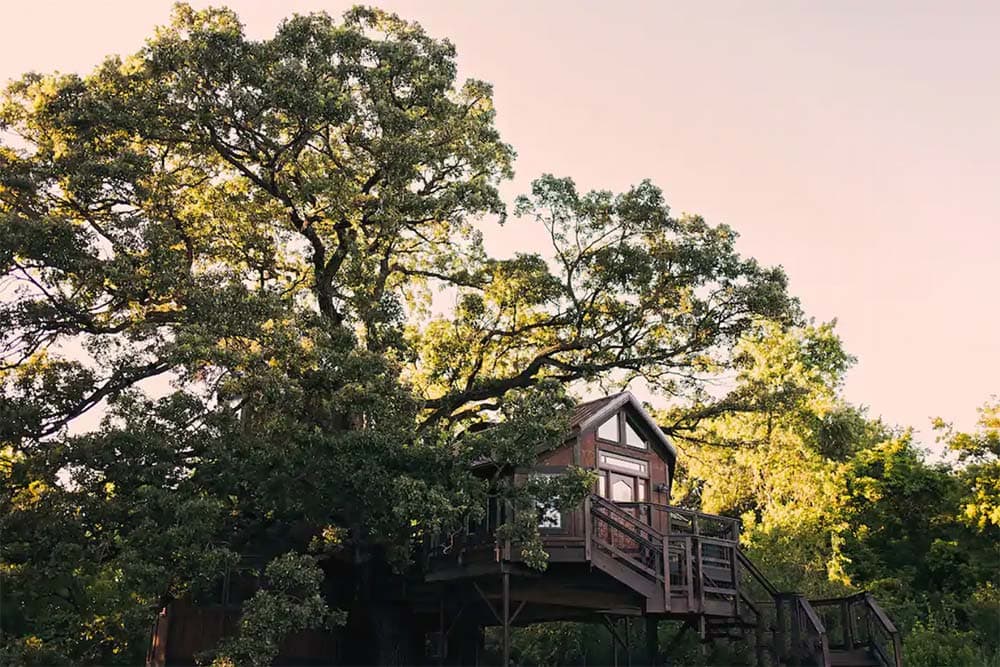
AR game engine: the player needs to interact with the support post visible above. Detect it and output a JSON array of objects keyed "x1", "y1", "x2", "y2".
[
  {"x1": 612, "y1": 622, "x2": 619, "y2": 667},
  {"x1": 502, "y1": 572, "x2": 511, "y2": 667},
  {"x1": 438, "y1": 599, "x2": 446, "y2": 666},
  {"x1": 775, "y1": 596, "x2": 787, "y2": 663},
  {"x1": 754, "y1": 612, "x2": 767, "y2": 667},
  {"x1": 645, "y1": 617, "x2": 658, "y2": 667},
  {"x1": 625, "y1": 617, "x2": 632, "y2": 667}
]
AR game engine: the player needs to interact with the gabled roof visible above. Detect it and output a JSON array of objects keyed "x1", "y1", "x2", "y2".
[
  {"x1": 570, "y1": 392, "x2": 627, "y2": 430},
  {"x1": 571, "y1": 391, "x2": 677, "y2": 459}
]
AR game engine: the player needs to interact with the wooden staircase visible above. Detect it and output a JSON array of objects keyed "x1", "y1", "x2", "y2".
[{"x1": 584, "y1": 495, "x2": 903, "y2": 666}]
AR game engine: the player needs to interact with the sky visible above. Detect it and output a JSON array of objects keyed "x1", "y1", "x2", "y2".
[{"x1": 2, "y1": 1, "x2": 997, "y2": 438}]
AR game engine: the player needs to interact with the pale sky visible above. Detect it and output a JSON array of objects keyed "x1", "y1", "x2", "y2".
[{"x1": 3, "y1": 1, "x2": 998, "y2": 438}]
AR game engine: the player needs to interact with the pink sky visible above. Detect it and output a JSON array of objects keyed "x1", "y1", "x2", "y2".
[{"x1": 3, "y1": 1, "x2": 997, "y2": 437}]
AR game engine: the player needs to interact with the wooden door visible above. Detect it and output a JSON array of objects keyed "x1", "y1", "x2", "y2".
[{"x1": 603, "y1": 473, "x2": 640, "y2": 552}]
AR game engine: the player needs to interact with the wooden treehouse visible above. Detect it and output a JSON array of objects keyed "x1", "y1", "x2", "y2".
[{"x1": 148, "y1": 392, "x2": 903, "y2": 667}]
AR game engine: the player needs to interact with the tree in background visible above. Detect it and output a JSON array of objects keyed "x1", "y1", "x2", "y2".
[
  {"x1": 664, "y1": 319, "x2": 999, "y2": 667},
  {"x1": 0, "y1": 4, "x2": 799, "y2": 664}
]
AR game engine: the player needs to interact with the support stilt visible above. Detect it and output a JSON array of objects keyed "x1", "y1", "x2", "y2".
[
  {"x1": 502, "y1": 572, "x2": 510, "y2": 667},
  {"x1": 625, "y1": 618, "x2": 632, "y2": 667},
  {"x1": 645, "y1": 617, "x2": 659, "y2": 667}
]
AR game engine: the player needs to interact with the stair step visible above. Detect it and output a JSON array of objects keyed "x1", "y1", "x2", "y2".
[{"x1": 830, "y1": 648, "x2": 880, "y2": 667}]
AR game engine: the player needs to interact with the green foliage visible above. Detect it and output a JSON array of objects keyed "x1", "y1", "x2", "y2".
[
  {"x1": 210, "y1": 553, "x2": 343, "y2": 667},
  {"x1": 935, "y1": 399, "x2": 1000, "y2": 530}
]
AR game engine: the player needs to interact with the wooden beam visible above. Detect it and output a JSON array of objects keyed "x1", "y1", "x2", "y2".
[{"x1": 473, "y1": 582, "x2": 502, "y2": 624}]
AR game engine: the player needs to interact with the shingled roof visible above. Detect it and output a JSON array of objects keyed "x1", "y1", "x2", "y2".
[{"x1": 569, "y1": 392, "x2": 628, "y2": 430}]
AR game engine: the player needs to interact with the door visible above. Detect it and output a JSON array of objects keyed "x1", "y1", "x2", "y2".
[{"x1": 600, "y1": 472, "x2": 643, "y2": 552}]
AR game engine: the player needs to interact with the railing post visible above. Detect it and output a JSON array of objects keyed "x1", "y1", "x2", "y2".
[
  {"x1": 662, "y1": 534, "x2": 670, "y2": 612},
  {"x1": 685, "y1": 538, "x2": 695, "y2": 611},
  {"x1": 775, "y1": 596, "x2": 787, "y2": 663},
  {"x1": 841, "y1": 600, "x2": 853, "y2": 650},
  {"x1": 731, "y1": 542, "x2": 740, "y2": 618},
  {"x1": 695, "y1": 540, "x2": 705, "y2": 613},
  {"x1": 790, "y1": 597, "x2": 802, "y2": 667},
  {"x1": 584, "y1": 495, "x2": 593, "y2": 562}
]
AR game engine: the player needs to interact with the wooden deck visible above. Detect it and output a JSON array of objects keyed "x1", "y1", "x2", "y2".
[{"x1": 423, "y1": 495, "x2": 903, "y2": 667}]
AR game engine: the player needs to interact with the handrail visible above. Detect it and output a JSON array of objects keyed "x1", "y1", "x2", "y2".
[
  {"x1": 736, "y1": 548, "x2": 779, "y2": 597},
  {"x1": 617, "y1": 501, "x2": 741, "y2": 539},
  {"x1": 864, "y1": 593, "x2": 903, "y2": 667},
  {"x1": 864, "y1": 593, "x2": 899, "y2": 636},
  {"x1": 591, "y1": 505, "x2": 663, "y2": 553},
  {"x1": 591, "y1": 495, "x2": 666, "y2": 539}
]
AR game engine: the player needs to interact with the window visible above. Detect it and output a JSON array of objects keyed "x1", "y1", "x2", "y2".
[
  {"x1": 611, "y1": 476, "x2": 634, "y2": 502},
  {"x1": 532, "y1": 473, "x2": 562, "y2": 529},
  {"x1": 624, "y1": 419, "x2": 647, "y2": 449},
  {"x1": 595, "y1": 411, "x2": 648, "y2": 450},
  {"x1": 597, "y1": 415, "x2": 619, "y2": 442},
  {"x1": 538, "y1": 505, "x2": 561, "y2": 529}
]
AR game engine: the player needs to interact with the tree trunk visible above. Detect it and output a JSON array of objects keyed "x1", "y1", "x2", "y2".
[{"x1": 343, "y1": 600, "x2": 426, "y2": 665}]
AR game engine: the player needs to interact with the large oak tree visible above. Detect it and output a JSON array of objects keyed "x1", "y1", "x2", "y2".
[{"x1": 1, "y1": 5, "x2": 798, "y2": 664}]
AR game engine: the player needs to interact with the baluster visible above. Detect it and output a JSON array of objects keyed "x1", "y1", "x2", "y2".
[{"x1": 842, "y1": 600, "x2": 852, "y2": 650}]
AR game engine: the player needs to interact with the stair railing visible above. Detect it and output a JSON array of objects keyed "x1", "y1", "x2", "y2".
[
  {"x1": 776, "y1": 593, "x2": 830, "y2": 667},
  {"x1": 810, "y1": 592, "x2": 902, "y2": 667},
  {"x1": 588, "y1": 494, "x2": 666, "y2": 592},
  {"x1": 736, "y1": 551, "x2": 832, "y2": 666},
  {"x1": 862, "y1": 593, "x2": 903, "y2": 667}
]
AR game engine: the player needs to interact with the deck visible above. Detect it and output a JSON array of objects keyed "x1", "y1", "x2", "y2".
[{"x1": 422, "y1": 495, "x2": 903, "y2": 667}]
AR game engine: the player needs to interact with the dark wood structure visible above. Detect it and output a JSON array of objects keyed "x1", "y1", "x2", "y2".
[{"x1": 149, "y1": 392, "x2": 902, "y2": 667}]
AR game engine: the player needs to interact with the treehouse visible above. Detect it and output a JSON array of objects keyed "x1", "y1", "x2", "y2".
[{"x1": 148, "y1": 393, "x2": 903, "y2": 667}]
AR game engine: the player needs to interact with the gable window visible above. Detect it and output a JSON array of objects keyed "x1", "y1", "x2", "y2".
[
  {"x1": 599, "y1": 451, "x2": 648, "y2": 476},
  {"x1": 595, "y1": 412, "x2": 648, "y2": 450},
  {"x1": 597, "y1": 415, "x2": 619, "y2": 441},
  {"x1": 624, "y1": 418, "x2": 646, "y2": 449}
]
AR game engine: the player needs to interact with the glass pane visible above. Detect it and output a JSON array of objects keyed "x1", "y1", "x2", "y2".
[
  {"x1": 624, "y1": 419, "x2": 646, "y2": 448},
  {"x1": 532, "y1": 473, "x2": 562, "y2": 528},
  {"x1": 597, "y1": 415, "x2": 619, "y2": 441},
  {"x1": 612, "y1": 478, "x2": 634, "y2": 502},
  {"x1": 600, "y1": 452, "x2": 648, "y2": 476},
  {"x1": 598, "y1": 475, "x2": 607, "y2": 497},
  {"x1": 638, "y1": 480, "x2": 646, "y2": 501}
]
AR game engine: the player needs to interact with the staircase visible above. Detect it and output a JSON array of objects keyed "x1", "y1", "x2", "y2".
[{"x1": 585, "y1": 495, "x2": 903, "y2": 667}]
